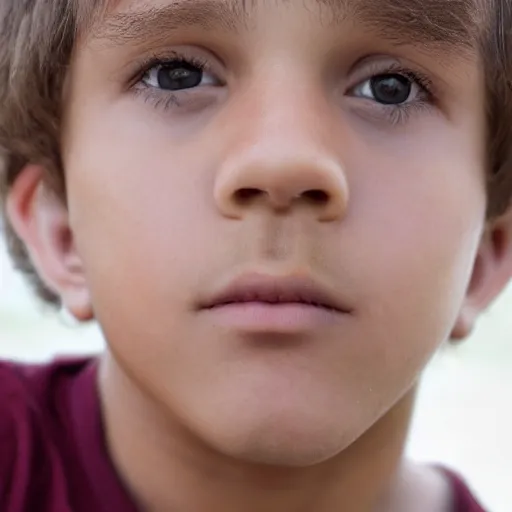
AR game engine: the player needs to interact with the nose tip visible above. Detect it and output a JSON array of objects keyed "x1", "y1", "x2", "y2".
[{"x1": 214, "y1": 155, "x2": 349, "y2": 222}]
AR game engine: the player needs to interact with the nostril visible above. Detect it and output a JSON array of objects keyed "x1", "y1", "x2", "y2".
[
  {"x1": 302, "y1": 189, "x2": 329, "y2": 205},
  {"x1": 234, "y1": 188, "x2": 330, "y2": 207},
  {"x1": 234, "y1": 188, "x2": 264, "y2": 205}
]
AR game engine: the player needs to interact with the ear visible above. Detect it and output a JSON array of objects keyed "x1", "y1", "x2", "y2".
[
  {"x1": 451, "y1": 209, "x2": 512, "y2": 340},
  {"x1": 6, "y1": 165, "x2": 93, "y2": 321}
]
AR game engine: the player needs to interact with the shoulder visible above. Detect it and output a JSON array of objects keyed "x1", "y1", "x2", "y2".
[
  {"x1": 0, "y1": 357, "x2": 94, "y2": 417},
  {"x1": 0, "y1": 362, "x2": 25, "y2": 471},
  {"x1": 438, "y1": 467, "x2": 488, "y2": 512},
  {"x1": 395, "y1": 462, "x2": 488, "y2": 512},
  {"x1": 0, "y1": 360, "x2": 40, "y2": 452},
  {"x1": 0, "y1": 358, "x2": 96, "y2": 505},
  {"x1": 0, "y1": 360, "x2": 44, "y2": 503}
]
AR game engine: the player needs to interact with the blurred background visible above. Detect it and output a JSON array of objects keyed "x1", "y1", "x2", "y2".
[{"x1": 1, "y1": 238, "x2": 511, "y2": 511}]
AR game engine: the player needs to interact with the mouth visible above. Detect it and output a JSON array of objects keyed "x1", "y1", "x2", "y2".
[
  {"x1": 198, "y1": 273, "x2": 351, "y2": 333},
  {"x1": 202, "y1": 274, "x2": 346, "y2": 312}
]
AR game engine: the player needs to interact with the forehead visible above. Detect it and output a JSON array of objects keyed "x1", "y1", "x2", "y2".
[{"x1": 85, "y1": 0, "x2": 483, "y2": 52}]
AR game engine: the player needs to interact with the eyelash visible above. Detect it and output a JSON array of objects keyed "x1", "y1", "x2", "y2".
[
  {"x1": 129, "y1": 53, "x2": 437, "y2": 125},
  {"x1": 130, "y1": 52, "x2": 214, "y2": 109},
  {"x1": 353, "y1": 63, "x2": 436, "y2": 126}
]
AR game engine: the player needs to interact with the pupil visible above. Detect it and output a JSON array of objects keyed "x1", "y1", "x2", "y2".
[
  {"x1": 157, "y1": 62, "x2": 203, "y2": 91},
  {"x1": 370, "y1": 74, "x2": 411, "y2": 105}
]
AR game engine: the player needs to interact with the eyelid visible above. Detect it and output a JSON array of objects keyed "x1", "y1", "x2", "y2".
[
  {"x1": 340, "y1": 57, "x2": 440, "y2": 127},
  {"x1": 141, "y1": 58, "x2": 220, "y2": 90},
  {"x1": 346, "y1": 57, "x2": 436, "y2": 97},
  {"x1": 128, "y1": 49, "x2": 228, "y2": 114},
  {"x1": 125, "y1": 46, "x2": 226, "y2": 89}
]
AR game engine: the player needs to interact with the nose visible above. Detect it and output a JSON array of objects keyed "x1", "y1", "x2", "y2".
[{"x1": 214, "y1": 107, "x2": 349, "y2": 223}]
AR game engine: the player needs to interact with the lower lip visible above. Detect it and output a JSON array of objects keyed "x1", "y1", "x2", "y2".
[{"x1": 202, "y1": 302, "x2": 343, "y2": 333}]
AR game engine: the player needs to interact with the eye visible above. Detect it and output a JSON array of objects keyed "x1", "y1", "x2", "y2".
[
  {"x1": 142, "y1": 58, "x2": 219, "y2": 91},
  {"x1": 352, "y1": 73, "x2": 421, "y2": 105}
]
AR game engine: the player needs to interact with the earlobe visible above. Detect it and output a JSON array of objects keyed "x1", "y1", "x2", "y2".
[
  {"x1": 451, "y1": 305, "x2": 478, "y2": 341},
  {"x1": 450, "y1": 210, "x2": 512, "y2": 341},
  {"x1": 6, "y1": 164, "x2": 94, "y2": 321}
]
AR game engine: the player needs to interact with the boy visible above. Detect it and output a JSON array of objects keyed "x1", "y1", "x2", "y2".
[{"x1": 0, "y1": 0, "x2": 511, "y2": 510}]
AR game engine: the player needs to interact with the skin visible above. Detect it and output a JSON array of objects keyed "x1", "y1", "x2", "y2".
[{"x1": 6, "y1": 0, "x2": 512, "y2": 510}]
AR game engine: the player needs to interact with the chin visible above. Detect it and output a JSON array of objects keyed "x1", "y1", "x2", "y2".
[
  {"x1": 194, "y1": 399, "x2": 360, "y2": 468},
  {"x1": 228, "y1": 438, "x2": 348, "y2": 468}
]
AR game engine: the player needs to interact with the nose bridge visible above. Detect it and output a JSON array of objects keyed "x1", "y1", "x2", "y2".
[
  {"x1": 214, "y1": 82, "x2": 349, "y2": 222},
  {"x1": 247, "y1": 76, "x2": 330, "y2": 157}
]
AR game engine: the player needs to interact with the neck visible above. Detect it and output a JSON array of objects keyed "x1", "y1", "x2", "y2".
[{"x1": 99, "y1": 353, "x2": 418, "y2": 512}]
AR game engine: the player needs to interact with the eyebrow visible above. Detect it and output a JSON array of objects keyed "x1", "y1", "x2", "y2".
[
  {"x1": 350, "y1": 0, "x2": 479, "y2": 50},
  {"x1": 93, "y1": 0, "x2": 479, "y2": 52},
  {"x1": 93, "y1": 0, "x2": 247, "y2": 44}
]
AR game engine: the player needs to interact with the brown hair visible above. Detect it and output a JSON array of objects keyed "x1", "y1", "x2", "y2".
[{"x1": 0, "y1": 0, "x2": 511, "y2": 307}]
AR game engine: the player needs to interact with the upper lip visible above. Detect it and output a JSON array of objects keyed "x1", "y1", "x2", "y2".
[{"x1": 199, "y1": 273, "x2": 351, "y2": 313}]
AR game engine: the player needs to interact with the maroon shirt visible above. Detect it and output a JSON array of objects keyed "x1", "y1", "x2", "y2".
[{"x1": 0, "y1": 358, "x2": 488, "y2": 512}]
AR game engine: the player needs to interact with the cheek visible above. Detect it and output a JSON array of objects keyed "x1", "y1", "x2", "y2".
[
  {"x1": 63, "y1": 110, "x2": 219, "y2": 319},
  {"x1": 346, "y1": 141, "x2": 486, "y2": 364}
]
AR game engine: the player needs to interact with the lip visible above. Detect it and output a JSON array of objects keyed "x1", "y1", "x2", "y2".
[{"x1": 198, "y1": 273, "x2": 351, "y2": 333}]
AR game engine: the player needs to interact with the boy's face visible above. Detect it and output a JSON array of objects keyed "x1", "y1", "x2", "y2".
[{"x1": 61, "y1": 0, "x2": 487, "y2": 463}]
